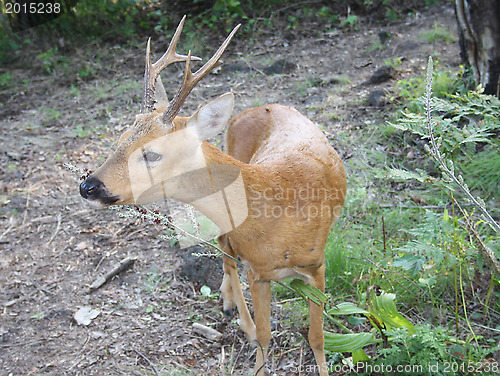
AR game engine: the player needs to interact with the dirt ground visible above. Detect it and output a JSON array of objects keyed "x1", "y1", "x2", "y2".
[{"x1": 0, "y1": 4, "x2": 461, "y2": 375}]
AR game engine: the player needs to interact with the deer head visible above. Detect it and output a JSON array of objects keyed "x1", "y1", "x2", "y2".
[{"x1": 80, "y1": 17, "x2": 240, "y2": 207}]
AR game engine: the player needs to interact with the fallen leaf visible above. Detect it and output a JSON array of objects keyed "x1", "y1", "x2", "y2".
[{"x1": 74, "y1": 307, "x2": 100, "y2": 326}]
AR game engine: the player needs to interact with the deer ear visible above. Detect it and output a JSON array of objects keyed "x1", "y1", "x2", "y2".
[{"x1": 187, "y1": 93, "x2": 234, "y2": 140}]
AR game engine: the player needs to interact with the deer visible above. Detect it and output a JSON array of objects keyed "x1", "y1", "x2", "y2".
[{"x1": 79, "y1": 16, "x2": 346, "y2": 376}]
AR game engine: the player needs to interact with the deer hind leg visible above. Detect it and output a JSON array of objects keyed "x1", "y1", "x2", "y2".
[
  {"x1": 308, "y1": 264, "x2": 329, "y2": 376},
  {"x1": 247, "y1": 270, "x2": 271, "y2": 376},
  {"x1": 218, "y1": 236, "x2": 257, "y2": 341}
]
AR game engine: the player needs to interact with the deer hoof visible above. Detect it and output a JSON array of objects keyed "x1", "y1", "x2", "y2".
[{"x1": 223, "y1": 308, "x2": 236, "y2": 317}]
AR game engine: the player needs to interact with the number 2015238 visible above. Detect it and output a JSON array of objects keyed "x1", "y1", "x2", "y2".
[{"x1": 5, "y1": 2, "x2": 61, "y2": 14}]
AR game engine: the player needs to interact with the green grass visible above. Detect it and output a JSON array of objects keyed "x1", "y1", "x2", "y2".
[
  {"x1": 395, "y1": 63, "x2": 469, "y2": 110},
  {"x1": 0, "y1": 71, "x2": 13, "y2": 87},
  {"x1": 421, "y1": 22, "x2": 456, "y2": 44},
  {"x1": 459, "y1": 145, "x2": 500, "y2": 199},
  {"x1": 310, "y1": 85, "x2": 500, "y2": 349},
  {"x1": 39, "y1": 106, "x2": 62, "y2": 123},
  {"x1": 307, "y1": 105, "x2": 499, "y2": 371}
]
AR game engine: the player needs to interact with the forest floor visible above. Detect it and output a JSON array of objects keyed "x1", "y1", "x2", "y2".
[{"x1": 0, "y1": 3, "x2": 463, "y2": 375}]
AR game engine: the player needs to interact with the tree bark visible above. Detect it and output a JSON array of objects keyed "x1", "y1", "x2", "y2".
[{"x1": 455, "y1": 0, "x2": 500, "y2": 97}]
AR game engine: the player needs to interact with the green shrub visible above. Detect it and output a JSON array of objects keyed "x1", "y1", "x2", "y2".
[{"x1": 371, "y1": 325, "x2": 498, "y2": 376}]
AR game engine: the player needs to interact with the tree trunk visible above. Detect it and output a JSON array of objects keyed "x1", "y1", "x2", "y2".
[{"x1": 455, "y1": 0, "x2": 500, "y2": 97}]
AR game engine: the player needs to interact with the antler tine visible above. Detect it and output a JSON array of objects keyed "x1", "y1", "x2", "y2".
[
  {"x1": 189, "y1": 23, "x2": 241, "y2": 86},
  {"x1": 161, "y1": 23, "x2": 241, "y2": 123},
  {"x1": 141, "y1": 15, "x2": 202, "y2": 113},
  {"x1": 141, "y1": 38, "x2": 154, "y2": 113},
  {"x1": 152, "y1": 15, "x2": 202, "y2": 73}
]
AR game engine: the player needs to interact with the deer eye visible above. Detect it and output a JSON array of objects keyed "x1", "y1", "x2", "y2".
[{"x1": 143, "y1": 151, "x2": 162, "y2": 163}]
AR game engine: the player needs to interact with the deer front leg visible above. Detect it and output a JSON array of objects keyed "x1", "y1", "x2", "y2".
[
  {"x1": 218, "y1": 236, "x2": 257, "y2": 341},
  {"x1": 247, "y1": 270, "x2": 271, "y2": 376},
  {"x1": 220, "y1": 272, "x2": 236, "y2": 316},
  {"x1": 308, "y1": 264, "x2": 329, "y2": 376}
]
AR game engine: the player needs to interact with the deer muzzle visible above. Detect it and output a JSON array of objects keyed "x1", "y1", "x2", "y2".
[{"x1": 80, "y1": 176, "x2": 119, "y2": 206}]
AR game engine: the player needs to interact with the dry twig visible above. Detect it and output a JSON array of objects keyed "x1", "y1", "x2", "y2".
[
  {"x1": 86, "y1": 257, "x2": 136, "y2": 293},
  {"x1": 133, "y1": 348, "x2": 160, "y2": 376}
]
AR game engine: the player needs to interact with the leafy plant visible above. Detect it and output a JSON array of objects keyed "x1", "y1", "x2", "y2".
[
  {"x1": 316, "y1": 6, "x2": 339, "y2": 24},
  {"x1": 384, "y1": 57, "x2": 500, "y2": 341},
  {"x1": 397, "y1": 77, "x2": 423, "y2": 101},
  {"x1": 0, "y1": 71, "x2": 12, "y2": 87},
  {"x1": 47, "y1": 0, "x2": 139, "y2": 38},
  {"x1": 289, "y1": 279, "x2": 329, "y2": 306},
  {"x1": 371, "y1": 324, "x2": 498, "y2": 376},
  {"x1": 77, "y1": 63, "x2": 95, "y2": 80},
  {"x1": 396, "y1": 64, "x2": 469, "y2": 106},
  {"x1": 325, "y1": 290, "x2": 413, "y2": 362},
  {"x1": 288, "y1": 279, "x2": 417, "y2": 363},
  {"x1": 71, "y1": 124, "x2": 93, "y2": 138},
  {"x1": 144, "y1": 269, "x2": 165, "y2": 294},
  {"x1": 37, "y1": 48, "x2": 72, "y2": 76},
  {"x1": 196, "y1": 0, "x2": 247, "y2": 31},
  {"x1": 200, "y1": 285, "x2": 218, "y2": 299},
  {"x1": 340, "y1": 14, "x2": 359, "y2": 29},
  {"x1": 393, "y1": 209, "x2": 471, "y2": 275},
  {"x1": 40, "y1": 106, "x2": 62, "y2": 125},
  {"x1": 391, "y1": 70, "x2": 500, "y2": 173},
  {"x1": 421, "y1": 22, "x2": 455, "y2": 44}
]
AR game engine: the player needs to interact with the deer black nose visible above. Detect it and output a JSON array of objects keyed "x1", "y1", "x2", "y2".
[
  {"x1": 80, "y1": 176, "x2": 120, "y2": 205},
  {"x1": 80, "y1": 176, "x2": 104, "y2": 200}
]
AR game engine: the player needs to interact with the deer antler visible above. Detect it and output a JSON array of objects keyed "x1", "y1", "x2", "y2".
[
  {"x1": 141, "y1": 15, "x2": 202, "y2": 113},
  {"x1": 161, "y1": 23, "x2": 241, "y2": 124}
]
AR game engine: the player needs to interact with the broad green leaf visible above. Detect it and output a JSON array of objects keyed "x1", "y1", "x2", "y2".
[
  {"x1": 328, "y1": 302, "x2": 369, "y2": 316},
  {"x1": 383, "y1": 167, "x2": 433, "y2": 184},
  {"x1": 352, "y1": 348, "x2": 370, "y2": 363},
  {"x1": 392, "y1": 254, "x2": 426, "y2": 275},
  {"x1": 289, "y1": 279, "x2": 328, "y2": 305},
  {"x1": 348, "y1": 316, "x2": 367, "y2": 326},
  {"x1": 323, "y1": 331, "x2": 380, "y2": 352},
  {"x1": 368, "y1": 293, "x2": 415, "y2": 334},
  {"x1": 418, "y1": 277, "x2": 436, "y2": 287},
  {"x1": 200, "y1": 285, "x2": 212, "y2": 297}
]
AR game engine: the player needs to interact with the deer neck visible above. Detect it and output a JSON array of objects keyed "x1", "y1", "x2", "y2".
[{"x1": 171, "y1": 141, "x2": 251, "y2": 234}]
